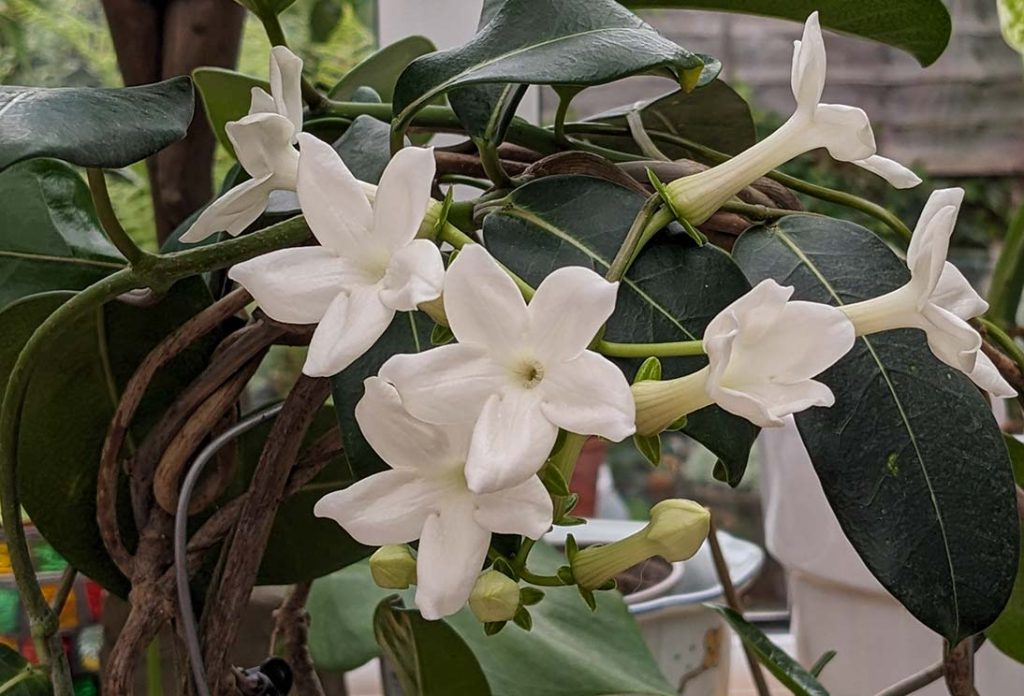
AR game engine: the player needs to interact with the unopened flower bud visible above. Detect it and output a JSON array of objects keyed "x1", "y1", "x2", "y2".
[
  {"x1": 369, "y1": 545, "x2": 417, "y2": 589},
  {"x1": 572, "y1": 499, "x2": 710, "y2": 591},
  {"x1": 469, "y1": 570, "x2": 520, "y2": 623}
]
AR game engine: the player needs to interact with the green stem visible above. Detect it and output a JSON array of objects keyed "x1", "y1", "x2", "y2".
[
  {"x1": 474, "y1": 138, "x2": 512, "y2": 188},
  {"x1": 721, "y1": 200, "x2": 812, "y2": 222},
  {"x1": 518, "y1": 569, "x2": 570, "y2": 587},
  {"x1": 438, "y1": 174, "x2": 492, "y2": 190},
  {"x1": 513, "y1": 539, "x2": 536, "y2": 572},
  {"x1": 146, "y1": 637, "x2": 163, "y2": 696},
  {"x1": 979, "y1": 317, "x2": 1024, "y2": 371},
  {"x1": 553, "y1": 92, "x2": 573, "y2": 143},
  {"x1": 0, "y1": 670, "x2": 37, "y2": 694},
  {"x1": 596, "y1": 340, "x2": 704, "y2": 358},
  {"x1": 50, "y1": 567, "x2": 77, "y2": 617},
  {"x1": 87, "y1": 168, "x2": 150, "y2": 266},
  {"x1": 987, "y1": 202, "x2": 1024, "y2": 326},
  {"x1": 606, "y1": 194, "x2": 663, "y2": 283}
]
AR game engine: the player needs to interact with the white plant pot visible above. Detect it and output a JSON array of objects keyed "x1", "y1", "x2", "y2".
[
  {"x1": 760, "y1": 418, "x2": 1024, "y2": 695},
  {"x1": 545, "y1": 522, "x2": 764, "y2": 696}
]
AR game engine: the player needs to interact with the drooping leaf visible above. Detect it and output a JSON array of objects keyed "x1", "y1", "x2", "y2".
[
  {"x1": 329, "y1": 35, "x2": 437, "y2": 102},
  {"x1": 0, "y1": 159, "x2": 124, "y2": 311},
  {"x1": 392, "y1": 0, "x2": 716, "y2": 137},
  {"x1": 586, "y1": 80, "x2": 756, "y2": 156},
  {"x1": 0, "y1": 77, "x2": 194, "y2": 172},
  {"x1": 5, "y1": 279, "x2": 218, "y2": 597},
  {"x1": 618, "y1": 0, "x2": 951, "y2": 66},
  {"x1": 374, "y1": 596, "x2": 493, "y2": 696},
  {"x1": 0, "y1": 645, "x2": 51, "y2": 695},
  {"x1": 708, "y1": 605, "x2": 828, "y2": 696},
  {"x1": 733, "y1": 215, "x2": 1019, "y2": 643},
  {"x1": 987, "y1": 435, "x2": 1024, "y2": 663},
  {"x1": 192, "y1": 68, "x2": 268, "y2": 157},
  {"x1": 483, "y1": 175, "x2": 756, "y2": 484}
]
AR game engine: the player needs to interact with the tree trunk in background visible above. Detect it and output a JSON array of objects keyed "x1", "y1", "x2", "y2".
[{"x1": 100, "y1": 0, "x2": 246, "y2": 245}]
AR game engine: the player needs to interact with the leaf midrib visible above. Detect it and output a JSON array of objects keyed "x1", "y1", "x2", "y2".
[
  {"x1": 499, "y1": 206, "x2": 696, "y2": 340},
  {"x1": 772, "y1": 225, "x2": 960, "y2": 638},
  {"x1": 0, "y1": 249, "x2": 124, "y2": 269}
]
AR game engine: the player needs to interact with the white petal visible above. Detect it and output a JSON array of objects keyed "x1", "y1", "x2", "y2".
[
  {"x1": 313, "y1": 469, "x2": 439, "y2": 546},
  {"x1": 227, "y1": 246, "x2": 362, "y2": 324},
  {"x1": 179, "y1": 175, "x2": 274, "y2": 242},
  {"x1": 970, "y1": 351, "x2": 1017, "y2": 398},
  {"x1": 705, "y1": 279, "x2": 791, "y2": 347},
  {"x1": 473, "y1": 475, "x2": 553, "y2": 539},
  {"x1": 226, "y1": 113, "x2": 299, "y2": 181},
  {"x1": 248, "y1": 86, "x2": 277, "y2": 116},
  {"x1": 269, "y1": 45, "x2": 304, "y2": 138},
  {"x1": 373, "y1": 147, "x2": 436, "y2": 251},
  {"x1": 354, "y1": 376, "x2": 468, "y2": 472},
  {"x1": 852, "y1": 155, "x2": 921, "y2": 189},
  {"x1": 810, "y1": 104, "x2": 876, "y2": 162},
  {"x1": 379, "y1": 239, "x2": 445, "y2": 311},
  {"x1": 712, "y1": 378, "x2": 836, "y2": 428},
  {"x1": 920, "y1": 303, "x2": 982, "y2": 374},
  {"x1": 464, "y1": 389, "x2": 559, "y2": 494},
  {"x1": 415, "y1": 506, "x2": 490, "y2": 620},
  {"x1": 444, "y1": 245, "x2": 529, "y2": 354},
  {"x1": 379, "y1": 344, "x2": 505, "y2": 424},
  {"x1": 303, "y1": 285, "x2": 395, "y2": 377},
  {"x1": 908, "y1": 205, "x2": 959, "y2": 300},
  {"x1": 296, "y1": 133, "x2": 374, "y2": 254},
  {"x1": 539, "y1": 350, "x2": 635, "y2": 441},
  {"x1": 932, "y1": 262, "x2": 988, "y2": 320},
  {"x1": 529, "y1": 266, "x2": 618, "y2": 362},
  {"x1": 791, "y1": 12, "x2": 825, "y2": 114}
]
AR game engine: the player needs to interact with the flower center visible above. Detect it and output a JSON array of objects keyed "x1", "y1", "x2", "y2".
[{"x1": 511, "y1": 359, "x2": 545, "y2": 389}]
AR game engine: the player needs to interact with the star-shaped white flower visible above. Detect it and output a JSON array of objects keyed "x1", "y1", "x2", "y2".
[
  {"x1": 380, "y1": 244, "x2": 636, "y2": 494},
  {"x1": 181, "y1": 46, "x2": 304, "y2": 243},
  {"x1": 633, "y1": 280, "x2": 856, "y2": 433},
  {"x1": 314, "y1": 377, "x2": 553, "y2": 620},
  {"x1": 664, "y1": 12, "x2": 920, "y2": 225},
  {"x1": 842, "y1": 188, "x2": 1016, "y2": 397},
  {"x1": 228, "y1": 134, "x2": 444, "y2": 377}
]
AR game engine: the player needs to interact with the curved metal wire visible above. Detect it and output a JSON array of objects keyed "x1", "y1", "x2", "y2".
[{"x1": 174, "y1": 402, "x2": 284, "y2": 696}]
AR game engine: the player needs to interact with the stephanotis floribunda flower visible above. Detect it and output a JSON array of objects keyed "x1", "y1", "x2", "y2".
[
  {"x1": 633, "y1": 279, "x2": 856, "y2": 433},
  {"x1": 314, "y1": 377, "x2": 553, "y2": 620},
  {"x1": 228, "y1": 134, "x2": 444, "y2": 377},
  {"x1": 379, "y1": 244, "x2": 636, "y2": 494},
  {"x1": 181, "y1": 46, "x2": 304, "y2": 242},
  {"x1": 842, "y1": 188, "x2": 1016, "y2": 397},
  {"x1": 662, "y1": 12, "x2": 920, "y2": 225}
]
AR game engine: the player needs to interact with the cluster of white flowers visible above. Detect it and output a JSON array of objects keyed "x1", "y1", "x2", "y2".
[{"x1": 182, "y1": 14, "x2": 1014, "y2": 620}]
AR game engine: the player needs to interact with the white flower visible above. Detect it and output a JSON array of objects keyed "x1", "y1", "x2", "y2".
[
  {"x1": 314, "y1": 377, "x2": 553, "y2": 620},
  {"x1": 181, "y1": 46, "x2": 304, "y2": 242},
  {"x1": 664, "y1": 12, "x2": 920, "y2": 225},
  {"x1": 228, "y1": 134, "x2": 444, "y2": 377},
  {"x1": 379, "y1": 244, "x2": 636, "y2": 494},
  {"x1": 842, "y1": 188, "x2": 1016, "y2": 397},
  {"x1": 633, "y1": 280, "x2": 856, "y2": 432}
]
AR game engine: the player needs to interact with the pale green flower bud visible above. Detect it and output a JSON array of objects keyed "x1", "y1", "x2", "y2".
[
  {"x1": 369, "y1": 545, "x2": 417, "y2": 590},
  {"x1": 468, "y1": 570, "x2": 521, "y2": 623},
  {"x1": 572, "y1": 499, "x2": 710, "y2": 591}
]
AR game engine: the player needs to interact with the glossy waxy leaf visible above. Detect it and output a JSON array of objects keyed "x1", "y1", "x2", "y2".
[
  {"x1": 0, "y1": 645, "x2": 51, "y2": 696},
  {"x1": 987, "y1": 435, "x2": 1024, "y2": 663},
  {"x1": 193, "y1": 68, "x2": 269, "y2": 158},
  {"x1": 587, "y1": 80, "x2": 756, "y2": 156},
  {"x1": 618, "y1": 0, "x2": 951, "y2": 66},
  {"x1": 329, "y1": 35, "x2": 437, "y2": 102},
  {"x1": 393, "y1": 0, "x2": 715, "y2": 137},
  {"x1": 0, "y1": 77, "x2": 194, "y2": 171},
  {"x1": 332, "y1": 115, "x2": 393, "y2": 184},
  {"x1": 733, "y1": 215, "x2": 1019, "y2": 643},
  {"x1": 709, "y1": 605, "x2": 828, "y2": 696},
  {"x1": 374, "y1": 597, "x2": 492, "y2": 696},
  {"x1": 0, "y1": 159, "x2": 124, "y2": 311},
  {"x1": 308, "y1": 560, "x2": 393, "y2": 672},
  {"x1": 3, "y1": 280, "x2": 218, "y2": 597},
  {"x1": 483, "y1": 175, "x2": 756, "y2": 484}
]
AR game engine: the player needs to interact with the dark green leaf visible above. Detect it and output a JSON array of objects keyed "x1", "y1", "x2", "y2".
[
  {"x1": 309, "y1": 0, "x2": 343, "y2": 43},
  {"x1": 331, "y1": 115, "x2": 393, "y2": 184},
  {"x1": 330, "y1": 312, "x2": 433, "y2": 480},
  {"x1": 987, "y1": 435, "x2": 1024, "y2": 663},
  {"x1": 0, "y1": 159, "x2": 124, "y2": 311},
  {"x1": 733, "y1": 215, "x2": 1020, "y2": 643},
  {"x1": 393, "y1": 0, "x2": 714, "y2": 136},
  {"x1": 633, "y1": 433, "x2": 662, "y2": 465},
  {"x1": 618, "y1": 0, "x2": 951, "y2": 66},
  {"x1": 808, "y1": 649, "x2": 837, "y2": 678},
  {"x1": 0, "y1": 645, "x2": 51, "y2": 695},
  {"x1": 374, "y1": 596, "x2": 492, "y2": 696},
  {"x1": 307, "y1": 560, "x2": 393, "y2": 672},
  {"x1": 193, "y1": 68, "x2": 268, "y2": 158},
  {"x1": 709, "y1": 605, "x2": 828, "y2": 695},
  {"x1": 483, "y1": 175, "x2": 756, "y2": 485},
  {"x1": 588, "y1": 80, "x2": 756, "y2": 156},
  {"x1": 329, "y1": 35, "x2": 437, "y2": 102},
  {"x1": 4, "y1": 279, "x2": 218, "y2": 597},
  {"x1": 0, "y1": 77, "x2": 194, "y2": 172}
]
